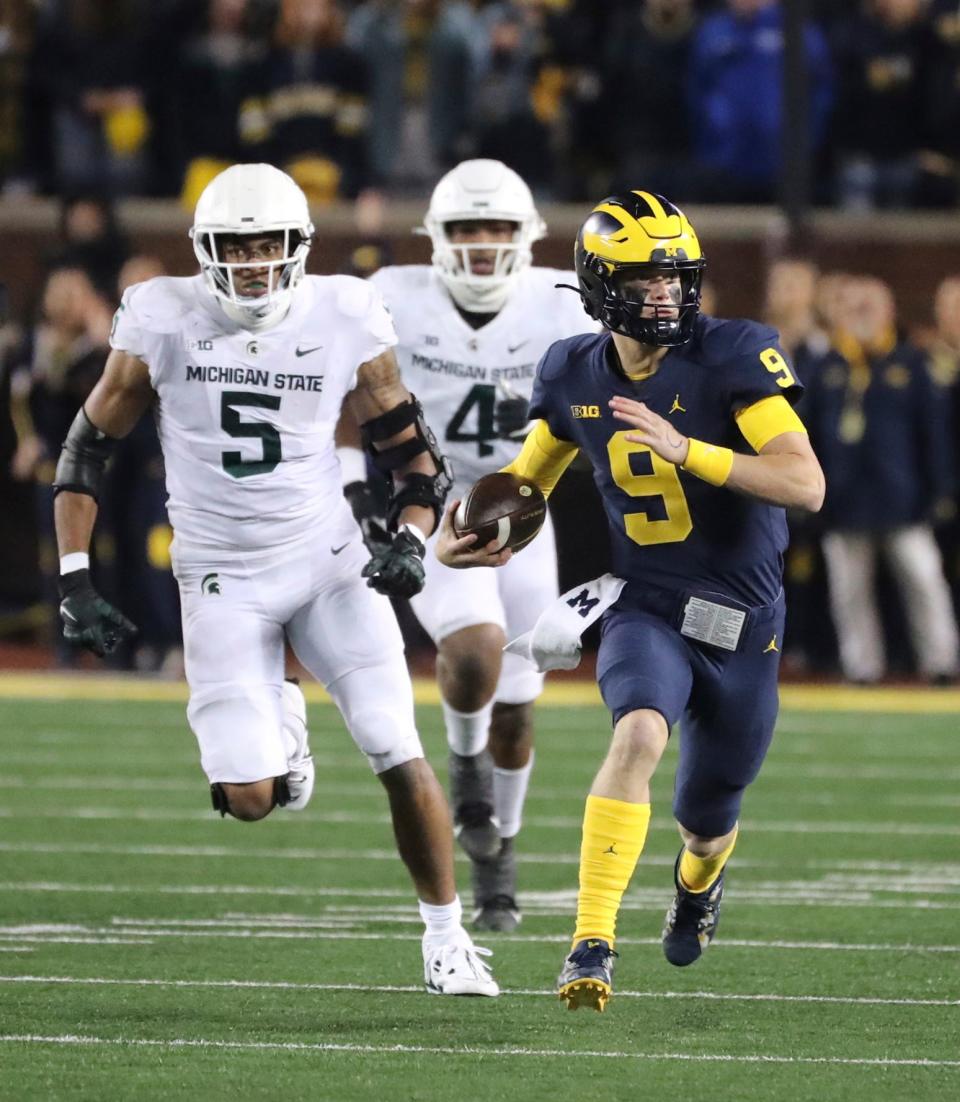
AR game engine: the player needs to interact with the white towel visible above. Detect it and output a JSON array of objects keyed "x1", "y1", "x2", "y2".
[{"x1": 504, "y1": 573, "x2": 627, "y2": 672}]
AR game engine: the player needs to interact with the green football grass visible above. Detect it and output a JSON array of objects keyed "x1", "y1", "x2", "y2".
[{"x1": 0, "y1": 684, "x2": 958, "y2": 1101}]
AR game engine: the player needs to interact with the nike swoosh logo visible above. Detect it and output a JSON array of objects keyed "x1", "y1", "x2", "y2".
[
  {"x1": 331, "y1": 542, "x2": 350, "y2": 555},
  {"x1": 507, "y1": 341, "x2": 529, "y2": 354},
  {"x1": 295, "y1": 345, "x2": 323, "y2": 357}
]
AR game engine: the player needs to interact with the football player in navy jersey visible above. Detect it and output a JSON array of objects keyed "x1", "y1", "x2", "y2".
[{"x1": 436, "y1": 191, "x2": 825, "y2": 1011}]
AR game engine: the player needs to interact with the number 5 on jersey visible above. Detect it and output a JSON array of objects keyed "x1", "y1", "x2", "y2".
[{"x1": 221, "y1": 390, "x2": 282, "y2": 478}]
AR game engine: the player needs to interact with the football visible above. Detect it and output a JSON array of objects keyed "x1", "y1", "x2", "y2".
[{"x1": 453, "y1": 472, "x2": 547, "y2": 553}]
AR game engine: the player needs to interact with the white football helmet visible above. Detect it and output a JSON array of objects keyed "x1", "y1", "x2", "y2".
[
  {"x1": 190, "y1": 163, "x2": 314, "y2": 330},
  {"x1": 422, "y1": 159, "x2": 546, "y2": 313}
]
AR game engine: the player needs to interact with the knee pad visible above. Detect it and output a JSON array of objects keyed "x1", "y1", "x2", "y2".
[
  {"x1": 209, "y1": 777, "x2": 288, "y2": 819},
  {"x1": 495, "y1": 650, "x2": 544, "y2": 706}
]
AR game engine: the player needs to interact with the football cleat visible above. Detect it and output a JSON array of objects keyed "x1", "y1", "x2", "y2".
[
  {"x1": 449, "y1": 750, "x2": 501, "y2": 861},
  {"x1": 661, "y1": 849, "x2": 725, "y2": 967},
  {"x1": 557, "y1": 938, "x2": 617, "y2": 1012},
  {"x1": 472, "y1": 836, "x2": 521, "y2": 932},
  {"x1": 423, "y1": 931, "x2": 500, "y2": 997},
  {"x1": 281, "y1": 677, "x2": 314, "y2": 811}
]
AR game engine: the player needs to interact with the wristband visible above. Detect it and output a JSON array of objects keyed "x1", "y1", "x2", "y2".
[
  {"x1": 681, "y1": 439, "x2": 734, "y2": 487},
  {"x1": 399, "y1": 522, "x2": 427, "y2": 548},
  {"x1": 60, "y1": 552, "x2": 90, "y2": 575}
]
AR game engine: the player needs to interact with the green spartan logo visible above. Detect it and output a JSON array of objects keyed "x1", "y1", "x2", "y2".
[{"x1": 201, "y1": 573, "x2": 221, "y2": 595}]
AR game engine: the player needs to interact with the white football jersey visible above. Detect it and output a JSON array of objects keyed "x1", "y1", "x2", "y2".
[
  {"x1": 111, "y1": 274, "x2": 396, "y2": 550},
  {"x1": 369, "y1": 265, "x2": 595, "y2": 491}
]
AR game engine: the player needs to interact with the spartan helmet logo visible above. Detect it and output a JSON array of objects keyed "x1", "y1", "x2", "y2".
[{"x1": 201, "y1": 573, "x2": 221, "y2": 596}]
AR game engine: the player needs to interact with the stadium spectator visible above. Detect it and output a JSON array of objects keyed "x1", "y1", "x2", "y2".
[
  {"x1": 159, "y1": 0, "x2": 267, "y2": 207},
  {"x1": 594, "y1": 0, "x2": 698, "y2": 201},
  {"x1": 764, "y1": 256, "x2": 832, "y2": 673},
  {"x1": 831, "y1": 0, "x2": 932, "y2": 211},
  {"x1": 237, "y1": 0, "x2": 370, "y2": 203},
  {"x1": 102, "y1": 255, "x2": 182, "y2": 674},
  {"x1": 347, "y1": 0, "x2": 482, "y2": 193},
  {"x1": 22, "y1": 0, "x2": 150, "y2": 196},
  {"x1": 917, "y1": 0, "x2": 960, "y2": 207},
  {"x1": 45, "y1": 194, "x2": 130, "y2": 299},
  {"x1": 763, "y1": 256, "x2": 830, "y2": 373},
  {"x1": 471, "y1": 2, "x2": 557, "y2": 193},
  {"x1": 687, "y1": 0, "x2": 833, "y2": 204},
  {"x1": 9, "y1": 266, "x2": 112, "y2": 661},
  {"x1": 804, "y1": 276, "x2": 959, "y2": 683}
]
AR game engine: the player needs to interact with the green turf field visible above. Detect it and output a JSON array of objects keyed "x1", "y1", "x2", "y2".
[{"x1": 0, "y1": 678, "x2": 958, "y2": 1100}]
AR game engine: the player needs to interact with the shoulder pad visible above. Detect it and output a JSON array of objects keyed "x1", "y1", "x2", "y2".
[
  {"x1": 332, "y1": 275, "x2": 381, "y2": 319},
  {"x1": 124, "y1": 277, "x2": 197, "y2": 334},
  {"x1": 694, "y1": 317, "x2": 781, "y2": 366},
  {"x1": 538, "y1": 333, "x2": 599, "y2": 382}
]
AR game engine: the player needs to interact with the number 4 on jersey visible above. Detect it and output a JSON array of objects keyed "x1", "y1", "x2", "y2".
[{"x1": 446, "y1": 383, "x2": 496, "y2": 457}]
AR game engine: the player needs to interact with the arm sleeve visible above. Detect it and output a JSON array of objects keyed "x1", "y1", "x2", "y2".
[
  {"x1": 501, "y1": 419, "x2": 579, "y2": 499},
  {"x1": 734, "y1": 394, "x2": 809, "y2": 453}
]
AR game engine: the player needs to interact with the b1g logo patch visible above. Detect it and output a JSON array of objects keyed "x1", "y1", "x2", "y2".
[{"x1": 571, "y1": 404, "x2": 601, "y2": 418}]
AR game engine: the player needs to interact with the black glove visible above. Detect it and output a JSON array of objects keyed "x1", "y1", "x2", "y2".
[
  {"x1": 360, "y1": 526, "x2": 426, "y2": 599},
  {"x1": 495, "y1": 396, "x2": 530, "y2": 439},
  {"x1": 344, "y1": 480, "x2": 391, "y2": 553},
  {"x1": 58, "y1": 569, "x2": 137, "y2": 658}
]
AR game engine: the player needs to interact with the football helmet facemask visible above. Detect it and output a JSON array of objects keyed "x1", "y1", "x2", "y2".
[
  {"x1": 190, "y1": 163, "x2": 314, "y2": 330},
  {"x1": 421, "y1": 159, "x2": 546, "y2": 314},
  {"x1": 574, "y1": 191, "x2": 705, "y2": 347}
]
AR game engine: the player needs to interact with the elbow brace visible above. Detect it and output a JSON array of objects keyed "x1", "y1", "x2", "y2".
[
  {"x1": 52, "y1": 408, "x2": 118, "y2": 500},
  {"x1": 361, "y1": 396, "x2": 453, "y2": 530}
]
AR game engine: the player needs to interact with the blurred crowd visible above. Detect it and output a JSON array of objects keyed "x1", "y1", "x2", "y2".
[{"x1": 4, "y1": 0, "x2": 960, "y2": 209}]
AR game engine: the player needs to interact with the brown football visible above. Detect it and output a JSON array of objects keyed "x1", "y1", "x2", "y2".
[{"x1": 453, "y1": 472, "x2": 547, "y2": 553}]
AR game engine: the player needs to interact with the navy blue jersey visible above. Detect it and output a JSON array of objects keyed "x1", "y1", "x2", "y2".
[{"x1": 529, "y1": 315, "x2": 804, "y2": 607}]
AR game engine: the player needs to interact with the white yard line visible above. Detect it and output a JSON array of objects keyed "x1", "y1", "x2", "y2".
[
  {"x1": 0, "y1": 920, "x2": 957, "y2": 953},
  {"x1": 3, "y1": 806, "x2": 959, "y2": 836},
  {"x1": 0, "y1": 842, "x2": 957, "y2": 878},
  {"x1": 1, "y1": 974, "x2": 957, "y2": 1008},
  {"x1": 3, "y1": 880, "x2": 960, "y2": 912},
  {"x1": 0, "y1": 1033, "x2": 957, "y2": 1068}
]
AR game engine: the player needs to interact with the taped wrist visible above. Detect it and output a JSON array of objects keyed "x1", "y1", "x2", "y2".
[
  {"x1": 53, "y1": 408, "x2": 117, "y2": 500},
  {"x1": 682, "y1": 438, "x2": 734, "y2": 486}
]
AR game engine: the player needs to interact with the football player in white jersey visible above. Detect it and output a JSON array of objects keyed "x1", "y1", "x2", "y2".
[
  {"x1": 51, "y1": 163, "x2": 498, "y2": 997},
  {"x1": 338, "y1": 160, "x2": 596, "y2": 932}
]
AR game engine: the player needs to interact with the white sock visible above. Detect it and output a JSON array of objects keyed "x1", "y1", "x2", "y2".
[
  {"x1": 419, "y1": 896, "x2": 464, "y2": 945},
  {"x1": 442, "y1": 699, "x2": 494, "y2": 757},
  {"x1": 493, "y1": 752, "x2": 534, "y2": 839}
]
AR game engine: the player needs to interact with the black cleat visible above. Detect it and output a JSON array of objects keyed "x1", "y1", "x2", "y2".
[
  {"x1": 472, "y1": 837, "x2": 521, "y2": 932},
  {"x1": 473, "y1": 892, "x2": 521, "y2": 933},
  {"x1": 661, "y1": 849, "x2": 725, "y2": 967},
  {"x1": 557, "y1": 938, "x2": 617, "y2": 1012}
]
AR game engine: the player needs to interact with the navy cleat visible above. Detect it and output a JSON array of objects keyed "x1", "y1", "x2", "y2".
[
  {"x1": 661, "y1": 849, "x2": 725, "y2": 967},
  {"x1": 556, "y1": 938, "x2": 617, "y2": 1012}
]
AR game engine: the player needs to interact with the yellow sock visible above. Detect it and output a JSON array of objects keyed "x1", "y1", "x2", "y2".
[
  {"x1": 678, "y1": 826, "x2": 739, "y2": 893},
  {"x1": 572, "y1": 795, "x2": 651, "y2": 947}
]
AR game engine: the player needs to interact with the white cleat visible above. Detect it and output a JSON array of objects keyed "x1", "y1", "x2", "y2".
[
  {"x1": 423, "y1": 931, "x2": 500, "y2": 997},
  {"x1": 281, "y1": 678, "x2": 314, "y2": 810}
]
